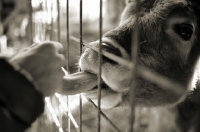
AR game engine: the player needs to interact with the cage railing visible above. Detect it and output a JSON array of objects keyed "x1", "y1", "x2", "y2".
[{"x1": 26, "y1": 0, "x2": 188, "y2": 132}]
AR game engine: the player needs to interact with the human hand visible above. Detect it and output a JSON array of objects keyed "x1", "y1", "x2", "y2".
[{"x1": 9, "y1": 41, "x2": 65, "y2": 96}]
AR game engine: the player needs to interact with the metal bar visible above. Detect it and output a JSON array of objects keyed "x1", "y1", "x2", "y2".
[
  {"x1": 50, "y1": 0, "x2": 54, "y2": 40},
  {"x1": 67, "y1": 95, "x2": 71, "y2": 132},
  {"x1": 79, "y1": 95, "x2": 82, "y2": 132},
  {"x1": 80, "y1": 0, "x2": 83, "y2": 55},
  {"x1": 44, "y1": 0, "x2": 48, "y2": 40},
  {"x1": 79, "y1": 0, "x2": 83, "y2": 132},
  {"x1": 59, "y1": 96, "x2": 63, "y2": 131},
  {"x1": 36, "y1": 3, "x2": 42, "y2": 42},
  {"x1": 86, "y1": 98, "x2": 121, "y2": 132},
  {"x1": 34, "y1": 10, "x2": 38, "y2": 42},
  {"x1": 129, "y1": 0, "x2": 140, "y2": 131},
  {"x1": 98, "y1": 0, "x2": 103, "y2": 131},
  {"x1": 46, "y1": 101, "x2": 53, "y2": 132},
  {"x1": 0, "y1": 0, "x2": 1, "y2": 24},
  {"x1": 61, "y1": 68, "x2": 71, "y2": 132},
  {"x1": 66, "y1": 0, "x2": 71, "y2": 131},
  {"x1": 57, "y1": 0, "x2": 60, "y2": 42},
  {"x1": 56, "y1": 0, "x2": 62, "y2": 130},
  {"x1": 29, "y1": 0, "x2": 33, "y2": 43},
  {"x1": 66, "y1": 0, "x2": 70, "y2": 72},
  {"x1": 42, "y1": 0, "x2": 45, "y2": 41}
]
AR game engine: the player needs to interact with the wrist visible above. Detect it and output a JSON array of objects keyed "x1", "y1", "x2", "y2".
[
  {"x1": 0, "y1": 58, "x2": 45, "y2": 125},
  {"x1": 9, "y1": 58, "x2": 40, "y2": 91}
]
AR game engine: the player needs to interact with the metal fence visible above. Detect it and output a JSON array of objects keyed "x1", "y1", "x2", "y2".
[
  {"x1": 28, "y1": 0, "x2": 128, "y2": 131},
  {"x1": 23, "y1": 0, "x2": 199, "y2": 132}
]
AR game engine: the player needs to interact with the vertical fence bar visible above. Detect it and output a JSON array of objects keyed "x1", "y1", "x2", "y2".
[
  {"x1": 98, "y1": 0, "x2": 103, "y2": 132},
  {"x1": 66, "y1": 0, "x2": 71, "y2": 132},
  {"x1": 0, "y1": 0, "x2": 1, "y2": 46},
  {"x1": 79, "y1": 95, "x2": 82, "y2": 132},
  {"x1": 79, "y1": 0, "x2": 83, "y2": 132},
  {"x1": 42, "y1": 0, "x2": 46, "y2": 41},
  {"x1": 50, "y1": 0, "x2": 54, "y2": 40},
  {"x1": 67, "y1": 96, "x2": 71, "y2": 132},
  {"x1": 129, "y1": 0, "x2": 140, "y2": 132},
  {"x1": 29, "y1": 0, "x2": 33, "y2": 43},
  {"x1": 57, "y1": 0, "x2": 60, "y2": 42},
  {"x1": 44, "y1": 0, "x2": 48, "y2": 40},
  {"x1": 41, "y1": 0, "x2": 44, "y2": 41},
  {"x1": 56, "y1": 0, "x2": 63, "y2": 130},
  {"x1": 0, "y1": 0, "x2": 1, "y2": 26},
  {"x1": 79, "y1": 0, "x2": 83, "y2": 55},
  {"x1": 66, "y1": 0, "x2": 69, "y2": 72}
]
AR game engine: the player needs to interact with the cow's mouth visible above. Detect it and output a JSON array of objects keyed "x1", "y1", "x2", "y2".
[
  {"x1": 83, "y1": 41, "x2": 122, "y2": 92},
  {"x1": 89, "y1": 82, "x2": 110, "y2": 91},
  {"x1": 81, "y1": 77, "x2": 123, "y2": 108},
  {"x1": 79, "y1": 38, "x2": 131, "y2": 108},
  {"x1": 90, "y1": 81, "x2": 110, "y2": 91},
  {"x1": 81, "y1": 68, "x2": 116, "y2": 96}
]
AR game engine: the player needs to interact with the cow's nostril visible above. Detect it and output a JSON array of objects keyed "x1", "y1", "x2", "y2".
[{"x1": 101, "y1": 43, "x2": 121, "y2": 64}]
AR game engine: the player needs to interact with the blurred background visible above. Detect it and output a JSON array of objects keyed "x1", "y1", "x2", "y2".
[{"x1": 0, "y1": 0, "x2": 125, "y2": 73}]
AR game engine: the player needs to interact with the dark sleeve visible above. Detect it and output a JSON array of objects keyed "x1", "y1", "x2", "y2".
[{"x1": 0, "y1": 58, "x2": 44, "y2": 132}]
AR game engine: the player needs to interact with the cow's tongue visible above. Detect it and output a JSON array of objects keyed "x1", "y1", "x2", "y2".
[{"x1": 62, "y1": 71, "x2": 98, "y2": 95}]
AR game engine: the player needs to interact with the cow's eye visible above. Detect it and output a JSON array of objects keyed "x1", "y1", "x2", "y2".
[{"x1": 174, "y1": 24, "x2": 193, "y2": 41}]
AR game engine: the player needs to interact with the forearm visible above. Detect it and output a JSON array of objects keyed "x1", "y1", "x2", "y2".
[{"x1": 0, "y1": 58, "x2": 44, "y2": 131}]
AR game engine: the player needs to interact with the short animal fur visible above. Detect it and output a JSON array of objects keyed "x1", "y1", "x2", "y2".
[
  {"x1": 79, "y1": 0, "x2": 200, "y2": 109},
  {"x1": 77, "y1": 0, "x2": 200, "y2": 131}
]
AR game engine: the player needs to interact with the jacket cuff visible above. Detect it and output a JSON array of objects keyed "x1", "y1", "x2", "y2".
[{"x1": 0, "y1": 58, "x2": 44, "y2": 126}]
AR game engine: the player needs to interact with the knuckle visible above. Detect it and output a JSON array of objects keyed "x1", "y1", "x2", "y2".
[
  {"x1": 36, "y1": 41, "x2": 63, "y2": 55},
  {"x1": 39, "y1": 41, "x2": 57, "y2": 51},
  {"x1": 39, "y1": 41, "x2": 61, "y2": 52}
]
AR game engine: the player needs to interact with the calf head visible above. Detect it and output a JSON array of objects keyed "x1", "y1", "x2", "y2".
[{"x1": 79, "y1": 0, "x2": 200, "y2": 108}]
